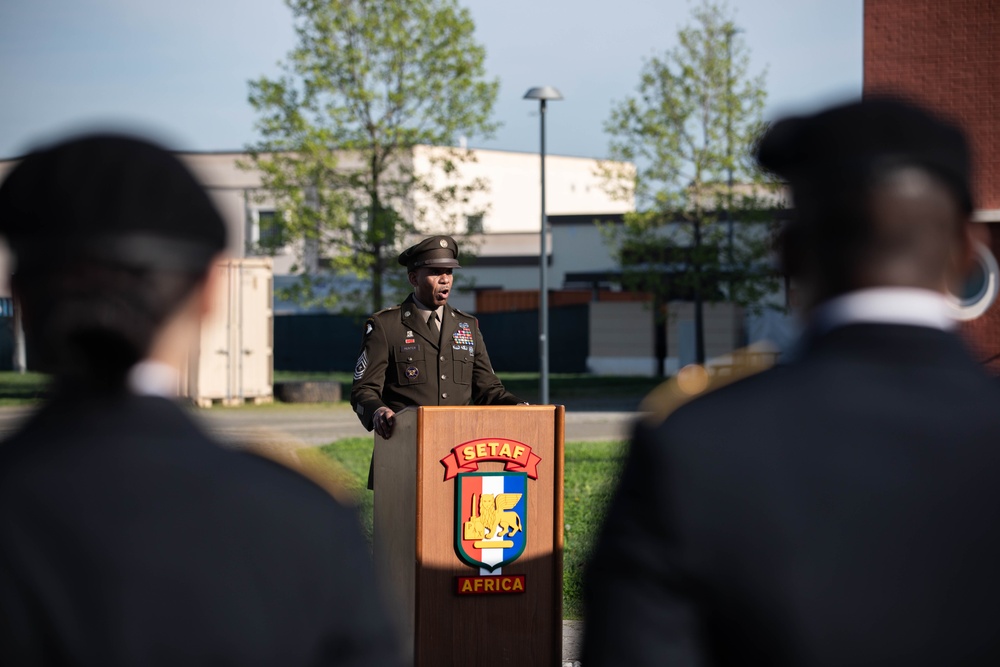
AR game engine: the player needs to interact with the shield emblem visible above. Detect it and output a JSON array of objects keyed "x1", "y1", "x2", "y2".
[{"x1": 455, "y1": 472, "x2": 527, "y2": 572}]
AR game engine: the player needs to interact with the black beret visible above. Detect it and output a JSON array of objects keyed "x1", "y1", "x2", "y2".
[
  {"x1": 0, "y1": 133, "x2": 227, "y2": 272},
  {"x1": 756, "y1": 97, "x2": 973, "y2": 211},
  {"x1": 398, "y1": 235, "x2": 461, "y2": 271}
]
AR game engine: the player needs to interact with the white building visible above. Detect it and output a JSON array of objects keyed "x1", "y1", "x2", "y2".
[
  {"x1": 179, "y1": 146, "x2": 633, "y2": 313},
  {"x1": 0, "y1": 144, "x2": 631, "y2": 307}
]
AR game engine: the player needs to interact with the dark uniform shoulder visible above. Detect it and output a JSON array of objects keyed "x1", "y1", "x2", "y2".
[
  {"x1": 359, "y1": 305, "x2": 401, "y2": 339},
  {"x1": 451, "y1": 306, "x2": 477, "y2": 321},
  {"x1": 366, "y1": 305, "x2": 401, "y2": 329},
  {"x1": 372, "y1": 304, "x2": 401, "y2": 318}
]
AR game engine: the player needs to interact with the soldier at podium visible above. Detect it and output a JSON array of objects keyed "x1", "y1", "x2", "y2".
[{"x1": 351, "y1": 236, "x2": 524, "y2": 472}]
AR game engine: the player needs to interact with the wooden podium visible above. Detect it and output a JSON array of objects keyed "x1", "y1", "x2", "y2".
[{"x1": 373, "y1": 405, "x2": 564, "y2": 667}]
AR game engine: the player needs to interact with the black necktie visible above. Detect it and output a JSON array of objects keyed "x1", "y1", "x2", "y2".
[{"x1": 428, "y1": 311, "x2": 440, "y2": 342}]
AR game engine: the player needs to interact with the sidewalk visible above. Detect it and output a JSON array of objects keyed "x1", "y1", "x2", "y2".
[{"x1": 563, "y1": 620, "x2": 583, "y2": 665}]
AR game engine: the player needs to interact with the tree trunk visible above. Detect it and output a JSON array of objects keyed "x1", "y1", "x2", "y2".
[
  {"x1": 372, "y1": 254, "x2": 383, "y2": 312},
  {"x1": 370, "y1": 159, "x2": 384, "y2": 313},
  {"x1": 654, "y1": 294, "x2": 667, "y2": 378},
  {"x1": 693, "y1": 218, "x2": 706, "y2": 364}
]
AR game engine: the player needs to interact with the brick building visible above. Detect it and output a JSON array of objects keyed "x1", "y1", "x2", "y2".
[{"x1": 864, "y1": 0, "x2": 1000, "y2": 369}]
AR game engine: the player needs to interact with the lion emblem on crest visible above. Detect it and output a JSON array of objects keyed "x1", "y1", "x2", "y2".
[{"x1": 463, "y1": 493, "x2": 522, "y2": 542}]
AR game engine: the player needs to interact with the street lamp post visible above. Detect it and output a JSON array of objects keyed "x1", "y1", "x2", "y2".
[{"x1": 523, "y1": 85, "x2": 562, "y2": 406}]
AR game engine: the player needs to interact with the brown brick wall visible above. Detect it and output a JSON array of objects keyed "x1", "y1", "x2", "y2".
[
  {"x1": 865, "y1": 0, "x2": 1000, "y2": 371},
  {"x1": 864, "y1": 0, "x2": 1000, "y2": 211}
]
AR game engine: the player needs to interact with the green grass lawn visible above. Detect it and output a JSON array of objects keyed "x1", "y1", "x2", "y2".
[
  {"x1": 313, "y1": 437, "x2": 376, "y2": 542},
  {"x1": 317, "y1": 436, "x2": 628, "y2": 620},
  {"x1": 276, "y1": 370, "x2": 663, "y2": 405},
  {"x1": 562, "y1": 439, "x2": 627, "y2": 618},
  {"x1": 0, "y1": 371, "x2": 50, "y2": 405}
]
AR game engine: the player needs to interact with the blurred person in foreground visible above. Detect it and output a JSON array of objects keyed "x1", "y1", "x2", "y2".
[
  {"x1": 0, "y1": 135, "x2": 401, "y2": 666},
  {"x1": 583, "y1": 97, "x2": 1000, "y2": 666}
]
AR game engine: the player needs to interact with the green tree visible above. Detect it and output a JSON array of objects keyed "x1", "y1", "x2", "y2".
[
  {"x1": 599, "y1": 0, "x2": 781, "y2": 367},
  {"x1": 245, "y1": 0, "x2": 498, "y2": 313}
]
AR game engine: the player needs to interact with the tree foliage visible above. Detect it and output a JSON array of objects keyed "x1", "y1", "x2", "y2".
[
  {"x1": 245, "y1": 0, "x2": 498, "y2": 312},
  {"x1": 599, "y1": 1, "x2": 781, "y2": 363}
]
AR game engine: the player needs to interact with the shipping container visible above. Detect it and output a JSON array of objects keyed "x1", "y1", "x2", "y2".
[{"x1": 182, "y1": 258, "x2": 273, "y2": 406}]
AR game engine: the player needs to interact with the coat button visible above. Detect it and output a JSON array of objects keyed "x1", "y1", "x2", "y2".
[
  {"x1": 441, "y1": 374, "x2": 446, "y2": 380},
  {"x1": 442, "y1": 392, "x2": 448, "y2": 399},
  {"x1": 440, "y1": 355, "x2": 445, "y2": 362},
  {"x1": 408, "y1": 357, "x2": 413, "y2": 362}
]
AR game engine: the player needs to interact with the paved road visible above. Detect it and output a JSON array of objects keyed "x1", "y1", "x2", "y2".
[
  {"x1": 0, "y1": 401, "x2": 639, "y2": 450},
  {"x1": 197, "y1": 403, "x2": 638, "y2": 448}
]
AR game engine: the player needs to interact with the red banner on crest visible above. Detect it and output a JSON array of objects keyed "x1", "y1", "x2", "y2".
[{"x1": 440, "y1": 438, "x2": 541, "y2": 480}]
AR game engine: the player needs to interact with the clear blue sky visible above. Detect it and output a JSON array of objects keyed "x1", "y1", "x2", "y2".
[{"x1": 0, "y1": 0, "x2": 864, "y2": 160}]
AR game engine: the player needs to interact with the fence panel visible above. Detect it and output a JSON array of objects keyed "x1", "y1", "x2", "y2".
[
  {"x1": 274, "y1": 314, "x2": 364, "y2": 372},
  {"x1": 275, "y1": 305, "x2": 590, "y2": 374},
  {"x1": 477, "y1": 304, "x2": 589, "y2": 373}
]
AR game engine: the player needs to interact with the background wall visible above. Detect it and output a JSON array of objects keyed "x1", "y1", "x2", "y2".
[{"x1": 865, "y1": 0, "x2": 1000, "y2": 372}]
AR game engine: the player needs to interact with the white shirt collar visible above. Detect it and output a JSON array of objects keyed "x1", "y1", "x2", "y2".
[
  {"x1": 127, "y1": 360, "x2": 181, "y2": 397},
  {"x1": 811, "y1": 287, "x2": 956, "y2": 333}
]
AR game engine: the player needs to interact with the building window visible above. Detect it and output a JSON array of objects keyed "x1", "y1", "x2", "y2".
[
  {"x1": 248, "y1": 209, "x2": 287, "y2": 255},
  {"x1": 258, "y1": 211, "x2": 285, "y2": 248},
  {"x1": 465, "y1": 213, "x2": 484, "y2": 234}
]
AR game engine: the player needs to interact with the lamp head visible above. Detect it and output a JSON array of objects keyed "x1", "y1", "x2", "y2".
[{"x1": 523, "y1": 86, "x2": 563, "y2": 101}]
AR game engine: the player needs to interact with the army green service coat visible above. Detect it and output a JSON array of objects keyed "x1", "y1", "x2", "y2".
[{"x1": 350, "y1": 294, "x2": 522, "y2": 431}]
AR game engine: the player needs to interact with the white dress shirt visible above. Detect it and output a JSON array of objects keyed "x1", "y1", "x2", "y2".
[
  {"x1": 127, "y1": 360, "x2": 181, "y2": 397},
  {"x1": 811, "y1": 287, "x2": 956, "y2": 334}
]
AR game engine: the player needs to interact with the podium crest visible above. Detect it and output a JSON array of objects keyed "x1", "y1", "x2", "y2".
[{"x1": 455, "y1": 472, "x2": 527, "y2": 572}]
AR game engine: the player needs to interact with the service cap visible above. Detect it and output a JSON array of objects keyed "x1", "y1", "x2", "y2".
[
  {"x1": 398, "y1": 235, "x2": 461, "y2": 271},
  {"x1": 756, "y1": 96, "x2": 973, "y2": 212},
  {"x1": 0, "y1": 133, "x2": 228, "y2": 272}
]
